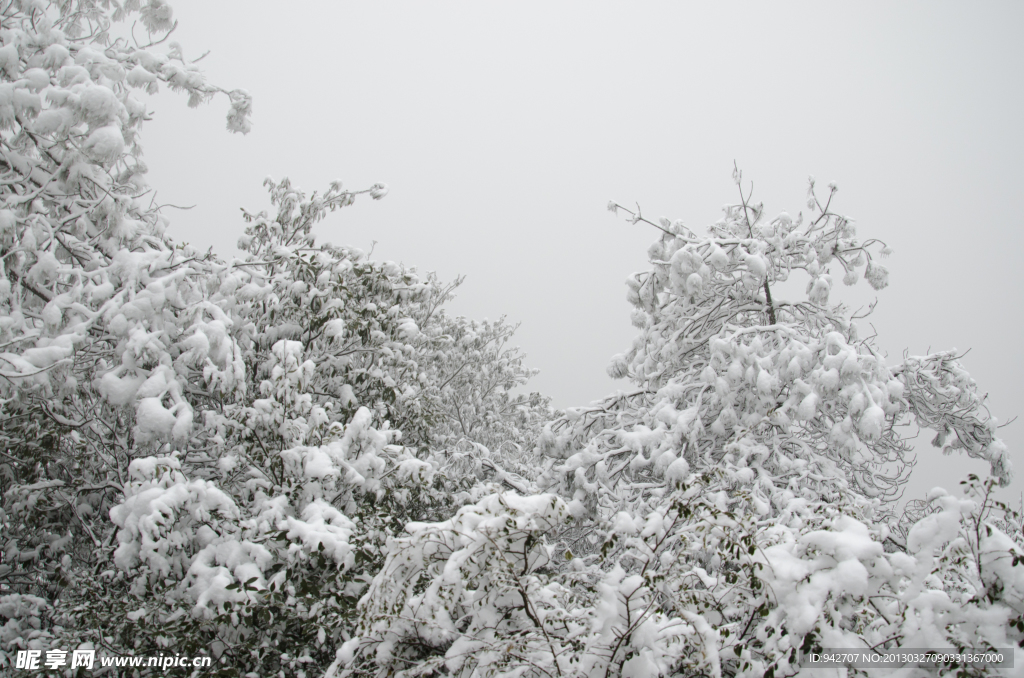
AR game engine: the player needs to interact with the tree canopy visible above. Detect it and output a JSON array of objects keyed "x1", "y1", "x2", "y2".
[{"x1": 0, "y1": 2, "x2": 1021, "y2": 677}]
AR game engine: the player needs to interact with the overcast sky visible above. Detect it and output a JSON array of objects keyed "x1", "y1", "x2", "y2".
[{"x1": 141, "y1": 1, "x2": 1024, "y2": 505}]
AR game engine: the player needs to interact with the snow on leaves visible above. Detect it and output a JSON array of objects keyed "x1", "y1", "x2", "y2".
[
  {"x1": 337, "y1": 180, "x2": 1021, "y2": 678},
  {"x1": 0, "y1": 2, "x2": 1021, "y2": 676},
  {"x1": 344, "y1": 472, "x2": 1024, "y2": 678},
  {"x1": 0, "y1": 3, "x2": 550, "y2": 664}
]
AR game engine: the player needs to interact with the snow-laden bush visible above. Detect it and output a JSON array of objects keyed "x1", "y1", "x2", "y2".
[{"x1": 342, "y1": 473, "x2": 1024, "y2": 678}]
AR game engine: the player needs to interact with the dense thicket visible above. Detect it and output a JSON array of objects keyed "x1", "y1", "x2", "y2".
[{"x1": 1, "y1": 2, "x2": 1021, "y2": 677}]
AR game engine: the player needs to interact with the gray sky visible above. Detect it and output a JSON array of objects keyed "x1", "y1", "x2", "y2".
[{"x1": 143, "y1": 1, "x2": 1024, "y2": 505}]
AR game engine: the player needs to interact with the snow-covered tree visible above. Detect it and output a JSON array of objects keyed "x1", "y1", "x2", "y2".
[
  {"x1": 64, "y1": 182, "x2": 550, "y2": 673},
  {"x1": 0, "y1": 1, "x2": 549, "y2": 672},
  {"x1": 547, "y1": 168, "x2": 1009, "y2": 517},
  {"x1": 0, "y1": 0, "x2": 250, "y2": 664},
  {"x1": 340, "y1": 172, "x2": 1023, "y2": 678}
]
